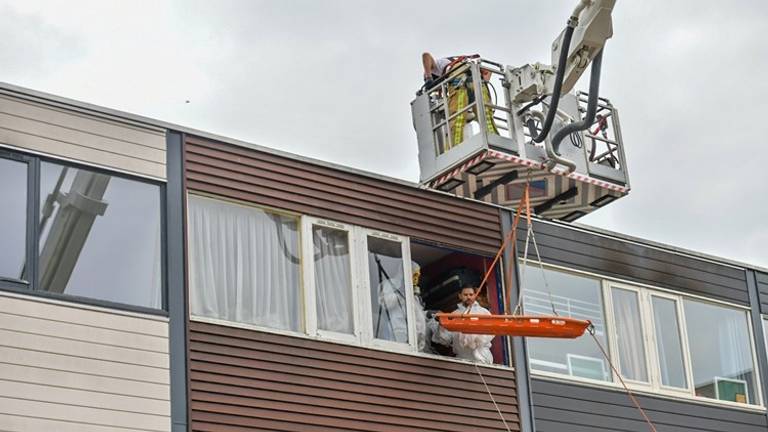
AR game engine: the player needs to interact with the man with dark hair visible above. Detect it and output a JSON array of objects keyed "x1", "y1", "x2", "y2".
[{"x1": 432, "y1": 286, "x2": 494, "y2": 364}]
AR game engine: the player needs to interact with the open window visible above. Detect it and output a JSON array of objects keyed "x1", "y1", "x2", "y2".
[{"x1": 410, "y1": 241, "x2": 508, "y2": 365}]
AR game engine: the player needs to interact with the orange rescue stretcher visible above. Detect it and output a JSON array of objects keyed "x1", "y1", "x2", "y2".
[{"x1": 436, "y1": 313, "x2": 590, "y2": 338}]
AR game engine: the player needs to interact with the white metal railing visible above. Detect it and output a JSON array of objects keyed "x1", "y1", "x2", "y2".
[
  {"x1": 523, "y1": 288, "x2": 605, "y2": 335},
  {"x1": 577, "y1": 91, "x2": 624, "y2": 170}
]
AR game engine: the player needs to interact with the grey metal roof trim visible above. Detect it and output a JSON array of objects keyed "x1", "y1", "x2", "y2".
[{"x1": 3, "y1": 81, "x2": 766, "y2": 275}]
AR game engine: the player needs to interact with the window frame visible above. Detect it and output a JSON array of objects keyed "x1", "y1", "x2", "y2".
[
  {"x1": 525, "y1": 260, "x2": 765, "y2": 409},
  {"x1": 646, "y1": 290, "x2": 694, "y2": 395},
  {"x1": 190, "y1": 204, "x2": 420, "y2": 353},
  {"x1": 357, "y1": 228, "x2": 416, "y2": 352},
  {"x1": 187, "y1": 192, "x2": 304, "y2": 333},
  {"x1": 0, "y1": 148, "x2": 167, "y2": 315},
  {"x1": 0, "y1": 149, "x2": 34, "y2": 291},
  {"x1": 603, "y1": 281, "x2": 654, "y2": 389},
  {"x1": 681, "y1": 295, "x2": 763, "y2": 407},
  {"x1": 301, "y1": 216, "x2": 361, "y2": 344}
]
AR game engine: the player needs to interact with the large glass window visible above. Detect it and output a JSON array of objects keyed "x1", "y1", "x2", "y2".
[
  {"x1": 313, "y1": 225, "x2": 354, "y2": 335},
  {"x1": 651, "y1": 296, "x2": 688, "y2": 389},
  {"x1": 525, "y1": 263, "x2": 761, "y2": 407},
  {"x1": 684, "y1": 299, "x2": 757, "y2": 404},
  {"x1": 0, "y1": 156, "x2": 28, "y2": 282},
  {"x1": 611, "y1": 287, "x2": 648, "y2": 383},
  {"x1": 38, "y1": 162, "x2": 162, "y2": 308},
  {"x1": 524, "y1": 265, "x2": 610, "y2": 381},
  {"x1": 367, "y1": 235, "x2": 409, "y2": 344},
  {"x1": 188, "y1": 195, "x2": 301, "y2": 332}
]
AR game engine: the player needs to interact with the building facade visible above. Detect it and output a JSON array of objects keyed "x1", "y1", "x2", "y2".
[{"x1": 0, "y1": 82, "x2": 767, "y2": 432}]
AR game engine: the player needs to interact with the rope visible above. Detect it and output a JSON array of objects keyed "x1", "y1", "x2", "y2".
[
  {"x1": 588, "y1": 327, "x2": 658, "y2": 432},
  {"x1": 463, "y1": 193, "x2": 526, "y2": 316},
  {"x1": 474, "y1": 363, "x2": 513, "y2": 432}
]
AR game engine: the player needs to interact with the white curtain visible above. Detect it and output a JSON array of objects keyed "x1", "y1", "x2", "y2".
[
  {"x1": 313, "y1": 227, "x2": 353, "y2": 334},
  {"x1": 612, "y1": 289, "x2": 648, "y2": 382},
  {"x1": 188, "y1": 196, "x2": 301, "y2": 331},
  {"x1": 653, "y1": 301, "x2": 673, "y2": 386},
  {"x1": 719, "y1": 314, "x2": 753, "y2": 400}
]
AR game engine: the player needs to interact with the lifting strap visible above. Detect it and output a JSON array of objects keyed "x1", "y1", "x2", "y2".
[
  {"x1": 464, "y1": 182, "x2": 529, "y2": 315},
  {"x1": 462, "y1": 177, "x2": 659, "y2": 432}
]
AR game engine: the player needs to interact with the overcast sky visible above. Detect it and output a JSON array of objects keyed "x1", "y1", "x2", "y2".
[{"x1": 2, "y1": 0, "x2": 766, "y2": 268}]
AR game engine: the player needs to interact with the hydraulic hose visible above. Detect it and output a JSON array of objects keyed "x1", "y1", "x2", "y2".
[
  {"x1": 527, "y1": 22, "x2": 577, "y2": 143},
  {"x1": 550, "y1": 48, "x2": 604, "y2": 156}
]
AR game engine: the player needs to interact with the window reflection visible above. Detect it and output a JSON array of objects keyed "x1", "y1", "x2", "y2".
[
  {"x1": 0, "y1": 157, "x2": 27, "y2": 281},
  {"x1": 368, "y1": 236, "x2": 408, "y2": 343},
  {"x1": 684, "y1": 299, "x2": 756, "y2": 404},
  {"x1": 38, "y1": 162, "x2": 162, "y2": 308},
  {"x1": 651, "y1": 296, "x2": 687, "y2": 389},
  {"x1": 524, "y1": 265, "x2": 610, "y2": 381}
]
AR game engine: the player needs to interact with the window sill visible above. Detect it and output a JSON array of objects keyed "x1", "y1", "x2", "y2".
[
  {"x1": 190, "y1": 315, "x2": 513, "y2": 372},
  {"x1": 531, "y1": 370, "x2": 767, "y2": 413}
]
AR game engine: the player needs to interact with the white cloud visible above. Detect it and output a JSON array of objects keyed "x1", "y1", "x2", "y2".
[{"x1": 1, "y1": 0, "x2": 766, "y2": 267}]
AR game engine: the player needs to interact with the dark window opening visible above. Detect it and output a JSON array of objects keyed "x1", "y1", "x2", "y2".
[{"x1": 410, "y1": 241, "x2": 508, "y2": 366}]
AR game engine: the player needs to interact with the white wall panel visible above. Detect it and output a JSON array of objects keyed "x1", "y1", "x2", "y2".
[
  {"x1": 0, "y1": 93, "x2": 166, "y2": 179},
  {"x1": 0, "y1": 292, "x2": 170, "y2": 432}
]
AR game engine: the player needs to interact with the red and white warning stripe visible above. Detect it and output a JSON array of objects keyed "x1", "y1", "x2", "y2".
[
  {"x1": 431, "y1": 149, "x2": 629, "y2": 194},
  {"x1": 430, "y1": 152, "x2": 489, "y2": 188}
]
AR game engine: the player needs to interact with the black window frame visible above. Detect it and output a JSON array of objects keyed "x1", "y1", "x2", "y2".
[
  {"x1": 0, "y1": 149, "x2": 34, "y2": 291},
  {"x1": 0, "y1": 148, "x2": 168, "y2": 316}
]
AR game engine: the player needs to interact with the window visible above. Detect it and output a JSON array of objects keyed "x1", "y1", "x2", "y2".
[
  {"x1": 38, "y1": 162, "x2": 162, "y2": 308},
  {"x1": 611, "y1": 287, "x2": 648, "y2": 383},
  {"x1": 313, "y1": 225, "x2": 354, "y2": 334},
  {"x1": 650, "y1": 295, "x2": 687, "y2": 389},
  {"x1": 524, "y1": 263, "x2": 761, "y2": 407},
  {"x1": 0, "y1": 155, "x2": 28, "y2": 284},
  {"x1": 366, "y1": 234, "x2": 410, "y2": 345},
  {"x1": 188, "y1": 195, "x2": 302, "y2": 332},
  {"x1": 524, "y1": 265, "x2": 610, "y2": 381},
  {"x1": 0, "y1": 150, "x2": 164, "y2": 311},
  {"x1": 301, "y1": 218, "x2": 359, "y2": 342},
  {"x1": 684, "y1": 299, "x2": 757, "y2": 404},
  {"x1": 190, "y1": 207, "x2": 417, "y2": 350}
]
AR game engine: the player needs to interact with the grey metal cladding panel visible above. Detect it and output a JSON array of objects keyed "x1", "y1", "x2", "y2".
[
  {"x1": 531, "y1": 378, "x2": 767, "y2": 432},
  {"x1": 757, "y1": 271, "x2": 768, "y2": 313},
  {"x1": 518, "y1": 222, "x2": 749, "y2": 304}
]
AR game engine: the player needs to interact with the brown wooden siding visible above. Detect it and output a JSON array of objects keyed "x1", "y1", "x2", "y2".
[
  {"x1": 517, "y1": 220, "x2": 749, "y2": 305},
  {"x1": 184, "y1": 136, "x2": 502, "y2": 255},
  {"x1": 189, "y1": 321, "x2": 519, "y2": 432}
]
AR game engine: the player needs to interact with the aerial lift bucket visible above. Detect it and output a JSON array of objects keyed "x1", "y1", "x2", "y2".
[{"x1": 412, "y1": 58, "x2": 630, "y2": 221}]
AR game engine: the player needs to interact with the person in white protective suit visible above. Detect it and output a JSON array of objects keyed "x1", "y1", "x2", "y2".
[
  {"x1": 375, "y1": 265, "x2": 409, "y2": 343},
  {"x1": 411, "y1": 262, "x2": 432, "y2": 353},
  {"x1": 431, "y1": 286, "x2": 494, "y2": 364}
]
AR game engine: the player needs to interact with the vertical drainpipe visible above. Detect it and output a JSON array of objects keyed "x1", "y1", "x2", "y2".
[
  {"x1": 166, "y1": 131, "x2": 189, "y2": 432},
  {"x1": 501, "y1": 208, "x2": 536, "y2": 432},
  {"x1": 745, "y1": 269, "x2": 768, "y2": 416}
]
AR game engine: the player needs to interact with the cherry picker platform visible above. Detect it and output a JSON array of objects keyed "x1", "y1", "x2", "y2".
[{"x1": 411, "y1": 0, "x2": 627, "y2": 221}]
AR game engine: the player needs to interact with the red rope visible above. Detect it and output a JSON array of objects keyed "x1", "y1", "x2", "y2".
[
  {"x1": 468, "y1": 184, "x2": 530, "y2": 315},
  {"x1": 589, "y1": 330, "x2": 658, "y2": 432}
]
